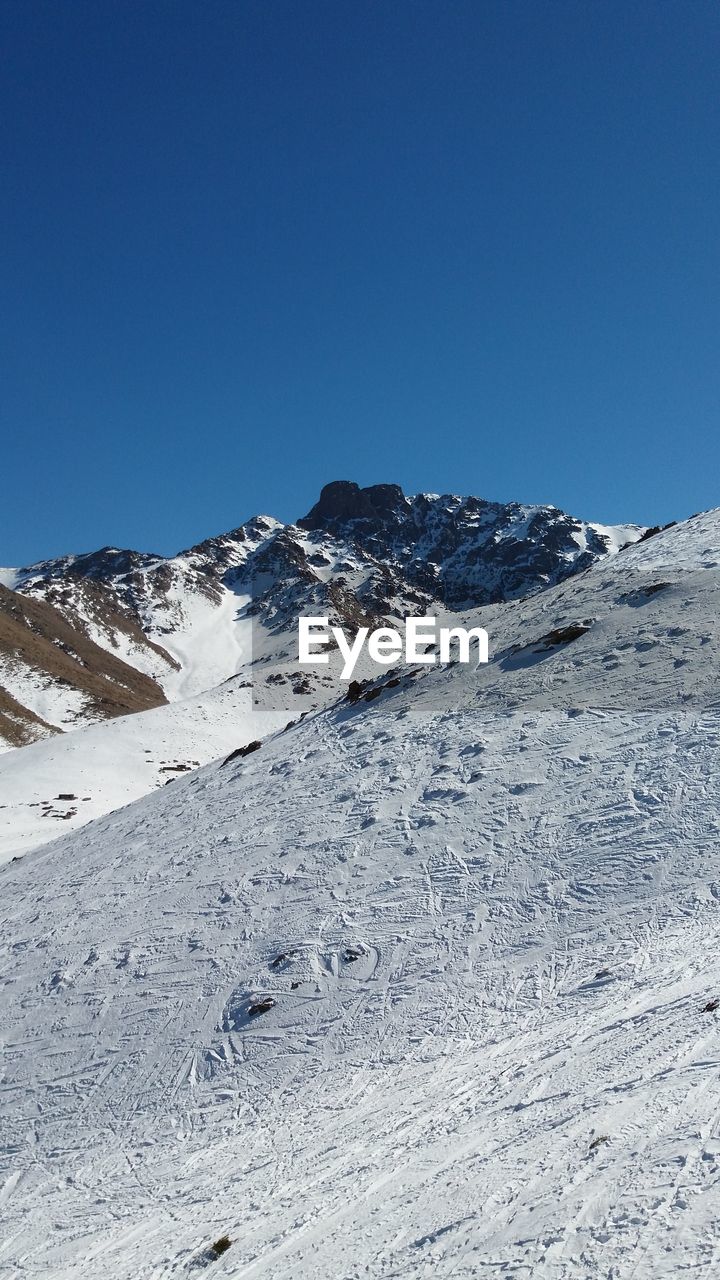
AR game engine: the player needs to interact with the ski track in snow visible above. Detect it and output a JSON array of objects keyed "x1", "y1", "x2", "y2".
[{"x1": 1, "y1": 510, "x2": 720, "y2": 1277}]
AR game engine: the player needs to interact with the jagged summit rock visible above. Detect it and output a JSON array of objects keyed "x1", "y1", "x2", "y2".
[
  {"x1": 299, "y1": 482, "x2": 643, "y2": 608},
  {"x1": 298, "y1": 480, "x2": 409, "y2": 530}
]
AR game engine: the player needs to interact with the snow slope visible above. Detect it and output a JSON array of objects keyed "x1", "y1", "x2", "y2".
[
  {"x1": 0, "y1": 658, "x2": 90, "y2": 735},
  {"x1": 0, "y1": 617, "x2": 395, "y2": 863},
  {"x1": 1, "y1": 511, "x2": 720, "y2": 1277},
  {"x1": 0, "y1": 682, "x2": 265, "y2": 863},
  {"x1": 0, "y1": 657, "x2": 338, "y2": 864}
]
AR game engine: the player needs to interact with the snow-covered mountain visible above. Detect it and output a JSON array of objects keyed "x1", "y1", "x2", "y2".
[
  {"x1": 298, "y1": 480, "x2": 642, "y2": 604},
  {"x1": 1, "y1": 507, "x2": 717, "y2": 1278},
  {"x1": 0, "y1": 482, "x2": 643, "y2": 751},
  {"x1": 0, "y1": 482, "x2": 645, "y2": 856}
]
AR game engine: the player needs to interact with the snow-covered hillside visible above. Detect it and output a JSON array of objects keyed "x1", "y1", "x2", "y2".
[
  {"x1": 0, "y1": 649, "x2": 342, "y2": 864},
  {"x1": 0, "y1": 481, "x2": 645, "y2": 854},
  {"x1": 0, "y1": 680, "x2": 285, "y2": 863},
  {"x1": 1, "y1": 509, "x2": 718, "y2": 1278}
]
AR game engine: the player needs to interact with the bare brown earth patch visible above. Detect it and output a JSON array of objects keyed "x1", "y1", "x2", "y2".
[
  {"x1": 0, "y1": 685, "x2": 60, "y2": 748},
  {"x1": 0, "y1": 584, "x2": 168, "y2": 747},
  {"x1": 24, "y1": 575, "x2": 180, "y2": 672}
]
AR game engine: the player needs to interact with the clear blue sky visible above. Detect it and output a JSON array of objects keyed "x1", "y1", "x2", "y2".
[{"x1": 2, "y1": 0, "x2": 719, "y2": 564}]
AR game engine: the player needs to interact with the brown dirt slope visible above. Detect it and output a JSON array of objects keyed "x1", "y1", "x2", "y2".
[
  {"x1": 24, "y1": 575, "x2": 180, "y2": 673},
  {"x1": 0, "y1": 685, "x2": 59, "y2": 749},
  {"x1": 0, "y1": 584, "x2": 167, "y2": 746}
]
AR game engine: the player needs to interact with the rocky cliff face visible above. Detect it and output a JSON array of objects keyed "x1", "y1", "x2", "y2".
[
  {"x1": 298, "y1": 481, "x2": 641, "y2": 606},
  {"x1": 299, "y1": 480, "x2": 409, "y2": 530}
]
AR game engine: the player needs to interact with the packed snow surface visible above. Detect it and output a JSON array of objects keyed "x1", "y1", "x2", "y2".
[
  {"x1": 0, "y1": 664, "x2": 337, "y2": 863},
  {"x1": 1, "y1": 510, "x2": 720, "y2": 1277}
]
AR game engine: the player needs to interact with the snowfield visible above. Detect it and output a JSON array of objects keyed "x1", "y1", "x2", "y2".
[
  {"x1": 0, "y1": 645, "x2": 356, "y2": 864},
  {"x1": 1, "y1": 511, "x2": 720, "y2": 1277}
]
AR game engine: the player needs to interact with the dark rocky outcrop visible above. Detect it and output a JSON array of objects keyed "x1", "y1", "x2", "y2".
[
  {"x1": 221, "y1": 740, "x2": 262, "y2": 767},
  {"x1": 298, "y1": 481, "x2": 408, "y2": 531}
]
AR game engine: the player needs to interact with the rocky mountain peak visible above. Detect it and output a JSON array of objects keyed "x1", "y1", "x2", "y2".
[
  {"x1": 298, "y1": 481, "x2": 408, "y2": 531},
  {"x1": 0, "y1": 482, "x2": 646, "y2": 747}
]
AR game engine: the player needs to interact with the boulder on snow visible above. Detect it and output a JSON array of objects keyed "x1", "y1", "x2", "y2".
[
  {"x1": 247, "y1": 997, "x2": 276, "y2": 1018},
  {"x1": 222, "y1": 740, "x2": 262, "y2": 767}
]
